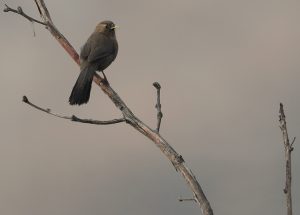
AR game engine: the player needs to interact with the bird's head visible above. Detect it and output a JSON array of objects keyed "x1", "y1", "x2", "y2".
[{"x1": 95, "y1": 20, "x2": 118, "y2": 36}]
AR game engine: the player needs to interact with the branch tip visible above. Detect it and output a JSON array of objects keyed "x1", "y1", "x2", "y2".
[
  {"x1": 22, "y1": 95, "x2": 29, "y2": 103},
  {"x1": 153, "y1": 82, "x2": 161, "y2": 89},
  {"x1": 17, "y1": 6, "x2": 23, "y2": 13}
]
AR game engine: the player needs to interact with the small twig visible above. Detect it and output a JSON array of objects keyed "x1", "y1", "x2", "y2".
[
  {"x1": 178, "y1": 194, "x2": 197, "y2": 202},
  {"x1": 178, "y1": 197, "x2": 196, "y2": 202},
  {"x1": 290, "y1": 137, "x2": 296, "y2": 150},
  {"x1": 34, "y1": 0, "x2": 42, "y2": 16},
  {"x1": 153, "y1": 82, "x2": 163, "y2": 132},
  {"x1": 22, "y1": 96, "x2": 125, "y2": 125},
  {"x1": 3, "y1": 3, "x2": 46, "y2": 26}
]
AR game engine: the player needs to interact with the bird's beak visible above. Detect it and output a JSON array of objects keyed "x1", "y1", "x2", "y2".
[{"x1": 110, "y1": 25, "x2": 119, "y2": 30}]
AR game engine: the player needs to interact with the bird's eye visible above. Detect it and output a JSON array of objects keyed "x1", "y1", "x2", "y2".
[{"x1": 106, "y1": 24, "x2": 111, "y2": 29}]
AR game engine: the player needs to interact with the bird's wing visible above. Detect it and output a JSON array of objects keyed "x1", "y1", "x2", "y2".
[
  {"x1": 87, "y1": 34, "x2": 114, "y2": 63},
  {"x1": 80, "y1": 39, "x2": 91, "y2": 60}
]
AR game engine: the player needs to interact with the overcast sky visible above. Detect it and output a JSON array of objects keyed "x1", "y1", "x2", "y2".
[{"x1": 1, "y1": 1, "x2": 300, "y2": 215}]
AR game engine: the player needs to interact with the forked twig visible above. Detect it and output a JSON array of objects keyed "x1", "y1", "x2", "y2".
[{"x1": 3, "y1": 3, "x2": 46, "y2": 25}]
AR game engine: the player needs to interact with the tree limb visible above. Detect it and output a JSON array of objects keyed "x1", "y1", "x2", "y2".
[
  {"x1": 279, "y1": 103, "x2": 294, "y2": 215},
  {"x1": 5, "y1": 1, "x2": 214, "y2": 214},
  {"x1": 22, "y1": 96, "x2": 125, "y2": 125}
]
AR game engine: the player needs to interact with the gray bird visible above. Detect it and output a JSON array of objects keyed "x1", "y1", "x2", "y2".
[{"x1": 69, "y1": 20, "x2": 118, "y2": 105}]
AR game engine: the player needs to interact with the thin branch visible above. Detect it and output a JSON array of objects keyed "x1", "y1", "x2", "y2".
[
  {"x1": 178, "y1": 196, "x2": 196, "y2": 202},
  {"x1": 33, "y1": 0, "x2": 42, "y2": 17},
  {"x1": 3, "y1": 3, "x2": 46, "y2": 26},
  {"x1": 22, "y1": 96, "x2": 125, "y2": 125},
  {"x1": 153, "y1": 82, "x2": 163, "y2": 132},
  {"x1": 33, "y1": 0, "x2": 52, "y2": 22},
  {"x1": 179, "y1": 198, "x2": 196, "y2": 202},
  {"x1": 279, "y1": 103, "x2": 294, "y2": 215},
  {"x1": 8, "y1": 1, "x2": 214, "y2": 214}
]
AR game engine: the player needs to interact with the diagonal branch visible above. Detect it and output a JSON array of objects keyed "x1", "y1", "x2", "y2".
[
  {"x1": 6, "y1": 1, "x2": 214, "y2": 214},
  {"x1": 22, "y1": 96, "x2": 125, "y2": 125}
]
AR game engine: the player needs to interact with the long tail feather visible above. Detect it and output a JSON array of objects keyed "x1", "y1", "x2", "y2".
[{"x1": 69, "y1": 66, "x2": 95, "y2": 105}]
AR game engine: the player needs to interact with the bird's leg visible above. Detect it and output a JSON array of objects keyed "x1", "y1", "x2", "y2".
[{"x1": 100, "y1": 71, "x2": 109, "y2": 85}]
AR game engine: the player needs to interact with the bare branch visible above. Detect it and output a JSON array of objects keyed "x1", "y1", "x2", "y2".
[
  {"x1": 279, "y1": 103, "x2": 294, "y2": 215},
  {"x1": 153, "y1": 82, "x2": 163, "y2": 132},
  {"x1": 3, "y1": 3, "x2": 46, "y2": 26},
  {"x1": 22, "y1": 96, "x2": 125, "y2": 125}
]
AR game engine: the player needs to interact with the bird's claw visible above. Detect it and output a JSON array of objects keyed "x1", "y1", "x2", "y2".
[{"x1": 101, "y1": 71, "x2": 110, "y2": 85}]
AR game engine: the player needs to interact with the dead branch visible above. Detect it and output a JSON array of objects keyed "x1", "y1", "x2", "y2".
[
  {"x1": 22, "y1": 96, "x2": 125, "y2": 125},
  {"x1": 279, "y1": 103, "x2": 295, "y2": 215},
  {"x1": 4, "y1": 1, "x2": 214, "y2": 214}
]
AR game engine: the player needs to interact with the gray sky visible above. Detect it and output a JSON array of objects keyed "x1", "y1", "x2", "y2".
[{"x1": 0, "y1": 0, "x2": 299, "y2": 215}]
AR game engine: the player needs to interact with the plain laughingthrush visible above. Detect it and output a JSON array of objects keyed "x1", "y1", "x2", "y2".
[{"x1": 69, "y1": 20, "x2": 118, "y2": 105}]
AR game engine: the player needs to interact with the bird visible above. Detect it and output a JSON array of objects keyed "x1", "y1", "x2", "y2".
[{"x1": 69, "y1": 20, "x2": 118, "y2": 105}]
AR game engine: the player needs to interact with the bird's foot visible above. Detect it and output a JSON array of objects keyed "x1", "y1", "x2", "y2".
[{"x1": 101, "y1": 71, "x2": 109, "y2": 85}]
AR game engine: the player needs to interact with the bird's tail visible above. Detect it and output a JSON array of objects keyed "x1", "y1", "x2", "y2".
[{"x1": 69, "y1": 66, "x2": 95, "y2": 105}]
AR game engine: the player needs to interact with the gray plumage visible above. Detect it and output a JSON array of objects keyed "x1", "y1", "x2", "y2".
[{"x1": 69, "y1": 20, "x2": 118, "y2": 105}]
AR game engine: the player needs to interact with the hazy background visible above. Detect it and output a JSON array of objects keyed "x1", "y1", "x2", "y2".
[{"x1": 1, "y1": 0, "x2": 299, "y2": 215}]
